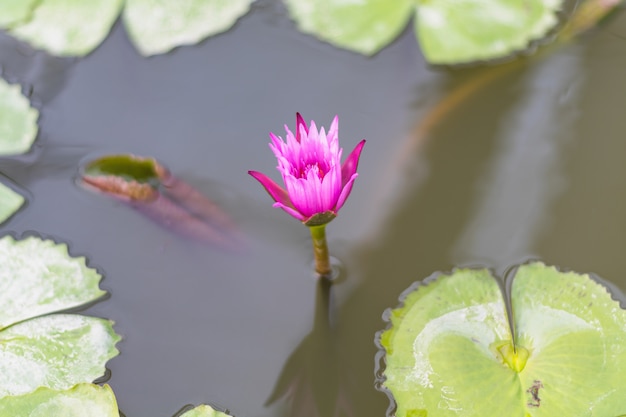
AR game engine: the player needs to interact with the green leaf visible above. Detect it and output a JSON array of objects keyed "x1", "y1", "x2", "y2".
[
  {"x1": 123, "y1": 0, "x2": 252, "y2": 56},
  {"x1": 0, "y1": 236, "x2": 120, "y2": 398},
  {"x1": 0, "y1": 235, "x2": 106, "y2": 330},
  {"x1": 7, "y1": 0, "x2": 123, "y2": 56},
  {"x1": 0, "y1": 78, "x2": 38, "y2": 156},
  {"x1": 0, "y1": 315, "x2": 120, "y2": 397},
  {"x1": 284, "y1": 0, "x2": 414, "y2": 55},
  {"x1": 415, "y1": 0, "x2": 564, "y2": 64},
  {"x1": 0, "y1": 0, "x2": 39, "y2": 28},
  {"x1": 379, "y1": 262, "x2": 626, "y2": 416},
  {"x1": 179, "y1": 404, "x2": 233, "y2": 417},
  {"x1": 0, "y1": 183, "x2": 25, "y2": 225},
  {"x1": 511, "y1": 263, "x2": 626, "y2": 416},
  {"x1": 0, "y1": 383, "x2": 119, "y2": 417}
]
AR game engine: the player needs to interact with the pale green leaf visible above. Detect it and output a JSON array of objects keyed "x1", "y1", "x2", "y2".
[
  {"x1": 0, "y1": 182, "x2": 24, "y2": 225},
  {"x1": 0, "y1": 0, "x2": 39, "y2": 28},
  {"x1": 415, "y1": 0, "x2": 564, "y2": 64},
  {"x1": 179, "y1": 404, "x2": 233, "y2": 417},
  {"x1": 284, "y1": 0, "x2": 414, "y2": 55},
  {"x1": 0, "y1": 315, "x2": 120, "y2": 398},
  {"x1": 380, "y1": 263, "x2": 626, "y2": 416},
  {"x1": 0, "y1": 235, "x2": 106, "y2": 330},
  {"x1": 0, "y1": 383, "x2": 119, "y2": 417},
  {"x1": 380, "y1": 269, "x2": 517, "y2": 417},
  {"x1": 123, "y1": 0, "x2": 252, "y2": 56},
  {"x1": 8, "y1": 0, "x2": 123, "y2": 56},
  {"x1": 0, "y1": 78, "x2": 38, "y2": 156},
  {"x1": 511, "y1": 263, "x2": 626, "y2": 416}
]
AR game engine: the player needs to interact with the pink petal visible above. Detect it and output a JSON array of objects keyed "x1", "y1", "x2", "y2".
[
  {"x1": 296, "y1": 112, "x2": 308, "y2": 142},
  {"x1": 341, "y1": 140, "x2": 365, "y2": 189},
  {"x1": 273, "y1": 202, "x2": 306, "y2": 221},
  {"x1": 248, "y1": 171, "x2": 292, "y2": 208},
  {"x1": 327, "y1": 115, "x2": 339, "y2": 144},
  {"x1": 334, "y1": 173, "x2": 358, "y2": 213}
]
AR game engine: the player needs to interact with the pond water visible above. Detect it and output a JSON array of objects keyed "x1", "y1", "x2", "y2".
[{"x1": 2, "y1": 5, "x2": 626, "y2": 417}]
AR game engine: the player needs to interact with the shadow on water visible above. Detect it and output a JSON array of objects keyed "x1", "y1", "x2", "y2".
[
  {"x1": 267, "y1": 278, "x2": 354, "y2": 417},
  {"x1": 0, "y1": 32, "x2": 73, "y2": 105}
]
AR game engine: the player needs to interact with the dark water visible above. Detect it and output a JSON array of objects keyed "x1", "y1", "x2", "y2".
[{"x1": 1, "y1": 5, "x2": 626, "y2": 417}]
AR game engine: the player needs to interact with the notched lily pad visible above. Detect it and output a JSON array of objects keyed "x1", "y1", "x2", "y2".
[
  {"x1": 378, "y1": 262, "x2": 626, "y2": 416},
  {"x1": 0, "y1": 235, "x2": 120, "y2": 398},
  {"x1": 284, "y1": 0, "x2": 414, "y2": 55},
  {"x1": 415, "y1": 0, "x2": 564, "y2": 64},
  {"x1": 0, "y1": 78, "x2": 38, "y2": 156},
  {"x1": 0, "y1": 383, "x2": 120, "y2": 417},
  {"x1": 123, "y1": 0, "x2": 253, "y2": 56},
  {"x1": 0, "y1": 182, "x2": 25, "y2": 226}
]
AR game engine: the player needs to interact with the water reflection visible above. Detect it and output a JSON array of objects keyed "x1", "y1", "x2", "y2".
[
  {"x1": 267, "y1": 278, "x2": 353, "y2": 417},
  {"x1": 452, "y1": 48, "x2": 583, "y2": 269},
  {"x1": 0, "y1": 32, "x2": 73, "y2": 104}
]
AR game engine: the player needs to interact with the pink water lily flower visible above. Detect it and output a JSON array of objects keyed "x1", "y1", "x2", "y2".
[{"x1": 249, "y1": 113, "x2": 365, "y2": 226}]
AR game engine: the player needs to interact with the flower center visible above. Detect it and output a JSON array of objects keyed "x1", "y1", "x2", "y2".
[{"x1": 297, "y1": 162, "x2": 326, "y2": 180}]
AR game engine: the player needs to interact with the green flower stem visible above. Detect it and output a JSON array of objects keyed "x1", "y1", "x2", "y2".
[{"x1": 309, "y1": 225, "x2": 332, "y2": 279}]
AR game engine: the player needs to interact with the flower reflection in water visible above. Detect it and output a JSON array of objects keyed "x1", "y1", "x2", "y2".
[{"x1": 266, "y1": 278, "x2": 354, "y2": 417}]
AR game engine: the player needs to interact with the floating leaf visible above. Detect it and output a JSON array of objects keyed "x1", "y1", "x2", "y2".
[
  {"x1": 0, "y1": 183, "x2": 24, "y2": 225},
  {"x1": 179, "y1": 404, "x2": 233, "y2": 417},
  {"x1": 80, "y1": 154, "x2": 243, "y2": 250},
  {"x1": 123, "y1": 0, "x2": 252, "y2": 56},
  {"x1": 0, "y1": 0, "x2": 39, "y2": 28},
  {"x1": 0, "y1": 236, "x2": 120, "y2": 397},
  {"x1": 0, "y1": 78, "x2": 38, "y2": 156},
  {"x1": 0, "y1": 384, "x2": 119, "y2": 417},
  {"x1": 7, "y1": 0, "x2": 123, "y2": 56},
  {"x1": 0, "y1": 315, "x2": 120, "y2": 397},
  {"x1": 379, "y1": 262, "x2": 626, "y2": 416},
  {"x1": 284, "y1": 0, "x2": 414, "y2": 55},
  {"x1": 0, "y1": 235, "x2": 106, "y2": 329},
  {"x1": 415, "y1": 0, "x2": 564, "y2": 64}
]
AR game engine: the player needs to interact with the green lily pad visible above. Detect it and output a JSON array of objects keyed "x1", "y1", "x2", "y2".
[
  {"x1": 0, "y1": 383, "x2": 119, "y2": 417},
  {"x1": 0, "y1": 183, "x2": 24, "y2": 225},
  {"x1": 123, "y1": 0, "x2": 252, "y2": 56},
  {"x1": 379, "y1": 262, "x2": 626, "y2": 416},
  {"x1": 0, "y1": 235, "x2": 106, "y2": 329},
  {"x1": 0, "y1": 236, "x2": 120, "y2": 397},
  {"x1": 0, "y1": 78, "x2": 38, "y2": 156},
  {"x1": 0, "y1": 315, "x2": 120, "y2": 398},
  {"x1": 415, "y1": 0, "x2": 564, "y2": 64},
  {"x1": 6, "y1": 0, "x2": 123, "y2": 56},
  {"x1": 0, "y1": 0, "x2": 39, "y2": 28},
  {"x1": 179, "y1": 404, "x2": 233, "y2": 417},
  {"x1": 284, "y1": 0, "x2": 414, "y2": 55}
]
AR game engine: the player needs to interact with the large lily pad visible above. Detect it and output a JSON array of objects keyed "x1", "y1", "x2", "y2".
[
  {"x1": 379, "y1": 262, "x2": 626, "y2": 416},
  {"x1": 6, "y1": 0, "x2": 123, "y2": 56},
  {"x1": 0, "y1": 236, "x2": 120, "y2": 397},
  {"x1": 415, "y1": 0, "x2": 564, "y2": 64},
  {"x1": 0, "y1": 78, "x2": 38, "y2": 156},
  {"x1": 0, "y1": 383, "x2": 119, "y2": 417},
  {"x1": 0, "y1": 183, "x2": 24, "y2": 225},
  {"x1": 284, "y1": 0, "x2": 414, "y2": 55},
  {"x1": 123, "y1": 0, "x2": 253, "y2": 56}
]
